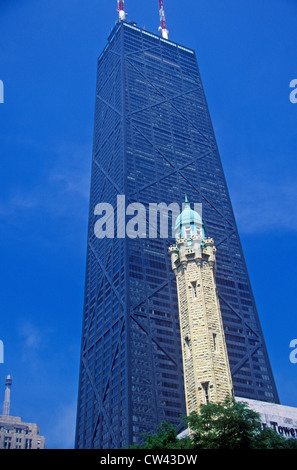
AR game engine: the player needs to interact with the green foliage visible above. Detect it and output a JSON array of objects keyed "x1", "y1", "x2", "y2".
[
  {"x1": 253, "y1": 427, "x2": 288, "y2": 449},
  {"x1": 187, "y1": 395, "x2": 262, "y2": 449},
  {"x1": 128, "y1": 421, "x2": 191, "y2": 449},
  {"x1": 129, "y1": 396, "x2": 297, "y2": 450}
]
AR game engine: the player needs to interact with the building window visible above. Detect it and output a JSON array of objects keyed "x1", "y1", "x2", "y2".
[
  {"x1": 25, "y1": 439, "x2": 32, "y2": 449},
  {"x1": 185, "y1": 226, "x2": 192, "y2": 239},
  {"x1": 191, "y1": 281, "x2": 198, "y2": 299},
  {"x1": 184, "y1": 335, "x2": 191, "y2": 359},
  {"x1": 4, "y1": 437, "x2": 12, "y2": 449},
  {"x1": 195, "y1": 226, "x2": 202, "y2": 239},
  {"x1": 202, "y1": 382, "x2": 210, "y2": 404},
  {"x1": 213, "y1": 333, "x2": 217, "y2": 351}
]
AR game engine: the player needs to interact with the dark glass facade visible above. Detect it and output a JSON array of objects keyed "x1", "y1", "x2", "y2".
[{"x1": 75, "y1": 21, "x2": 279, "y2": 449}]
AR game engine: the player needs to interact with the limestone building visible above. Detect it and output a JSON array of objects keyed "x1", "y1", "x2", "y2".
[
  {"x1": 169, "y1": 201, "x2": 233, "y2": 415},
  {"x1": 0, "y1": 375, "x2": 45, "y2": 449}
]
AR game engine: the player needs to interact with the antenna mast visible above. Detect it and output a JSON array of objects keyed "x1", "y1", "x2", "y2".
[
  {"x1": 158, "y1": 0, "x2": 169, "y2": 39},
  {"x1": 117, "y1": 0, "x2": 127, "y2": 21}
]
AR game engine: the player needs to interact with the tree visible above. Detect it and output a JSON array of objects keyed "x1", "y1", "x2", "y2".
[
  {"x1": 253, "y1": 427, "x2": 288, "y2": 449},
  {"x1": 186, "y1": 395, "x2": 262, "y2": 449},
  {"x1": 128, "y1": 421, "x2": 191, "y2": 449},
  {"x1": 128, "y1": 396, "x2": 297, "y2": 449},
  {"x1": 187, "y1": 396, "x2": 297, "y2": 449}
]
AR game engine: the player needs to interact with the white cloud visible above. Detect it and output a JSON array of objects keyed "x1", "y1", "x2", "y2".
[
  {"x1": 20, "y1": 322, "x2": 42, "y2": 350},
  {"x1": 227, "y1": 165, "x2": 297, "y2": 234},
  {"x1": 48, "y1": 142, "x2": 91, "y2": 201},
  {"x1": 0, "y1": 142, "x2": 91, "y2": 220},
  {"x1": 17, "y1": 321, "x2": 42, "y2": 370},
  {"x1": 45, "y1": 401, "x2": 77, "y2": 449},
  {"x1": 0, "y1": 194, "x2": 40, "y2": 216}
]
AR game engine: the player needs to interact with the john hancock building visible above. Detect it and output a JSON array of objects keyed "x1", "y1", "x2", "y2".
[{"x1": 75, "y1": 11, "x2": 279, "y2": 449}]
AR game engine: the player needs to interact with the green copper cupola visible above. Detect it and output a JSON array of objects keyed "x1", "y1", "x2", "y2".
[{"x1": 174, "y1": 196, "x2": 205, "y2": 242}]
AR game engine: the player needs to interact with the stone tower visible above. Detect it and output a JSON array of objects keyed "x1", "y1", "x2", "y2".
[{"x1": 169, "y1": 200, "x2": 233, "y2": 415}]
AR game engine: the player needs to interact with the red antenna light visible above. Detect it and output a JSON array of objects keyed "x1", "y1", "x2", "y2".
[
  {"x1": 158, "y1": 0, "x2": 169, "y2": 39},
  {"x1": 117, "y1": 0, "x2": 127, "y2": 21}
]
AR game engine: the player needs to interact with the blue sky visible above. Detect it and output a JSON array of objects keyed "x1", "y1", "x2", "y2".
[{"x1": 0, "y1": 0, "x2": 296, "y2": 449}]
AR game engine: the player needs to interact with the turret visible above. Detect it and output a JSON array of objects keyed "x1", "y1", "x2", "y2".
[{"x1": 169, "y1": 200, "x2": 233, "y2": 415}]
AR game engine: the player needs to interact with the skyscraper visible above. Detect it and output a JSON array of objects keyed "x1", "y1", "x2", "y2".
[{"x1": 75, "y1": 16, "x2": 279, "y2": 450}]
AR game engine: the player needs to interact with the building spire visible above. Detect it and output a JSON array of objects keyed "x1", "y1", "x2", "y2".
[
  {"x1": 2, "y1": 375, "x2": 12, "y2": 416},
  {"x1": 117, "y1": 0, "x2": 127, "y2": 21}
]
